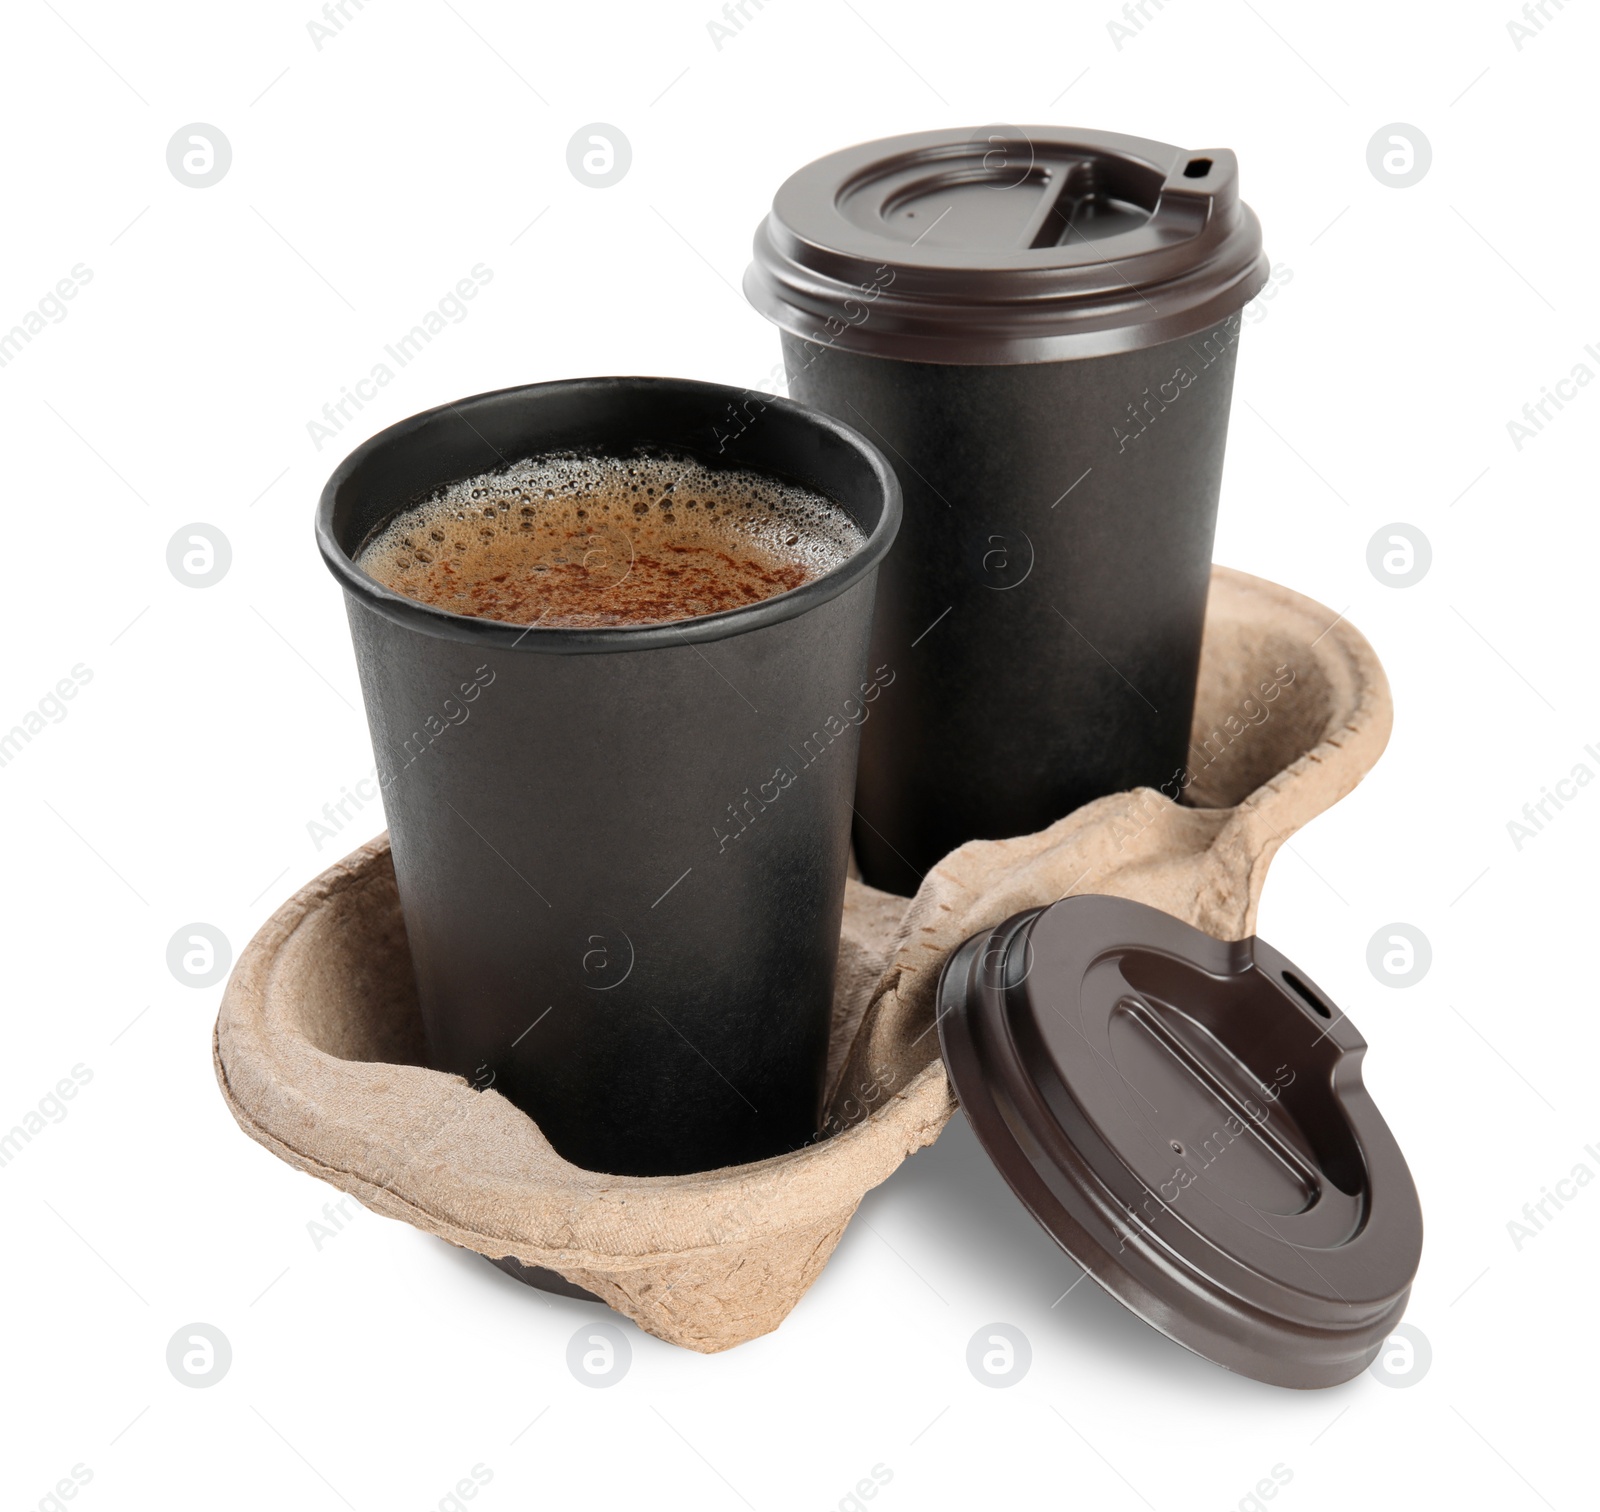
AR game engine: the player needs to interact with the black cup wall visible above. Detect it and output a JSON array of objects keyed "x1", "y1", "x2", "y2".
[
  {"x1": 318, "y1": 378, "x2": 900, "y2": 1177},
  {"x1": 783, "y1": 327, "x2": 1242, "y2": 896}
]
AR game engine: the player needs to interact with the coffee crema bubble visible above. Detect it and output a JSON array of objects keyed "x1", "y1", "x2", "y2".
[{"x1": 357, "y1": 453, "x2": 864, "y2": 628}]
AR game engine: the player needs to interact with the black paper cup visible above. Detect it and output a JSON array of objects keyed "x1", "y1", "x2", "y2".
[
  {"x1": 317, "y1": 377, "x2": 900, "y2": 1177},
  {"x1": 784, "y1": 330, "x2": 1241, "y2": 893},
  {"x1": 748, "y1": 127, "x2": 1269, "y2": 894}
]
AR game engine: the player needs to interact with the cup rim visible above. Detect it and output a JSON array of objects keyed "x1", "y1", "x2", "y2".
[{"x1": 316, "y1": 375, "x2": 902, "y2": 653}]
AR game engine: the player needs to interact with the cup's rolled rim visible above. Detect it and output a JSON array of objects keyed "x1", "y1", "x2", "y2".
[{"x1": 316, "y1": 375, "x2": 903, "y2": 653}]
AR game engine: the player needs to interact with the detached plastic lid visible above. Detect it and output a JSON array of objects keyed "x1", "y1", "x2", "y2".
[
  {"x1": 937, "y1": 896, "x2": 1423, "y2": 1389},
  {"x1": 746, "y1": 125, "x2": 1268, "y2": 365}
]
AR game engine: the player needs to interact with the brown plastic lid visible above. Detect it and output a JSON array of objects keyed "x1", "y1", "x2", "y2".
[
  {"x1": 746, "y1": 125, "x2": 1268, "y2": 364},
  {"x1": 936, "y1": 896, "x2": 1423, "y2": 1389}
]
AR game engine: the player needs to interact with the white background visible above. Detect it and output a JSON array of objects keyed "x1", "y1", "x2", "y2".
[{"x1": 1, "y1": 1, "x2": 1595, "y2": 1508}]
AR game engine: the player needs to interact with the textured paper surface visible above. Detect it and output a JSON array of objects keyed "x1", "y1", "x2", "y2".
[{"x1": 214, "y1": 566, "x2": 1391, "y2": 1352}]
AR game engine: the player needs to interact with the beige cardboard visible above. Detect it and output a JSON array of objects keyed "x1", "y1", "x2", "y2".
[{"x1": 214, "y1": 565, "x2": 1390, "y2": 1352}]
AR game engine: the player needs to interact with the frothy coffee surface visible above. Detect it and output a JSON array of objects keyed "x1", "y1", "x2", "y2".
[{"x1": 358, "y1": 453, "x2": 863, "y2": 628}]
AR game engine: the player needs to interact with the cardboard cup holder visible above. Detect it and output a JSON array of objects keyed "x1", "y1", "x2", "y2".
[{"x1": 215, "y1": 566, "x2": 1391, "y2": 1354}]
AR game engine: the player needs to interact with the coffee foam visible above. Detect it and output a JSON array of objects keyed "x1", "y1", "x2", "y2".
[{"x1": 357, "y1": 452, "x2": 865, "y2": 628}]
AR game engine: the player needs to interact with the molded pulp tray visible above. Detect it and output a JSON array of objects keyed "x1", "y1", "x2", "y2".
[{"x1": 214, "y1": 566, "x2": 1391, "y2": 1354}]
